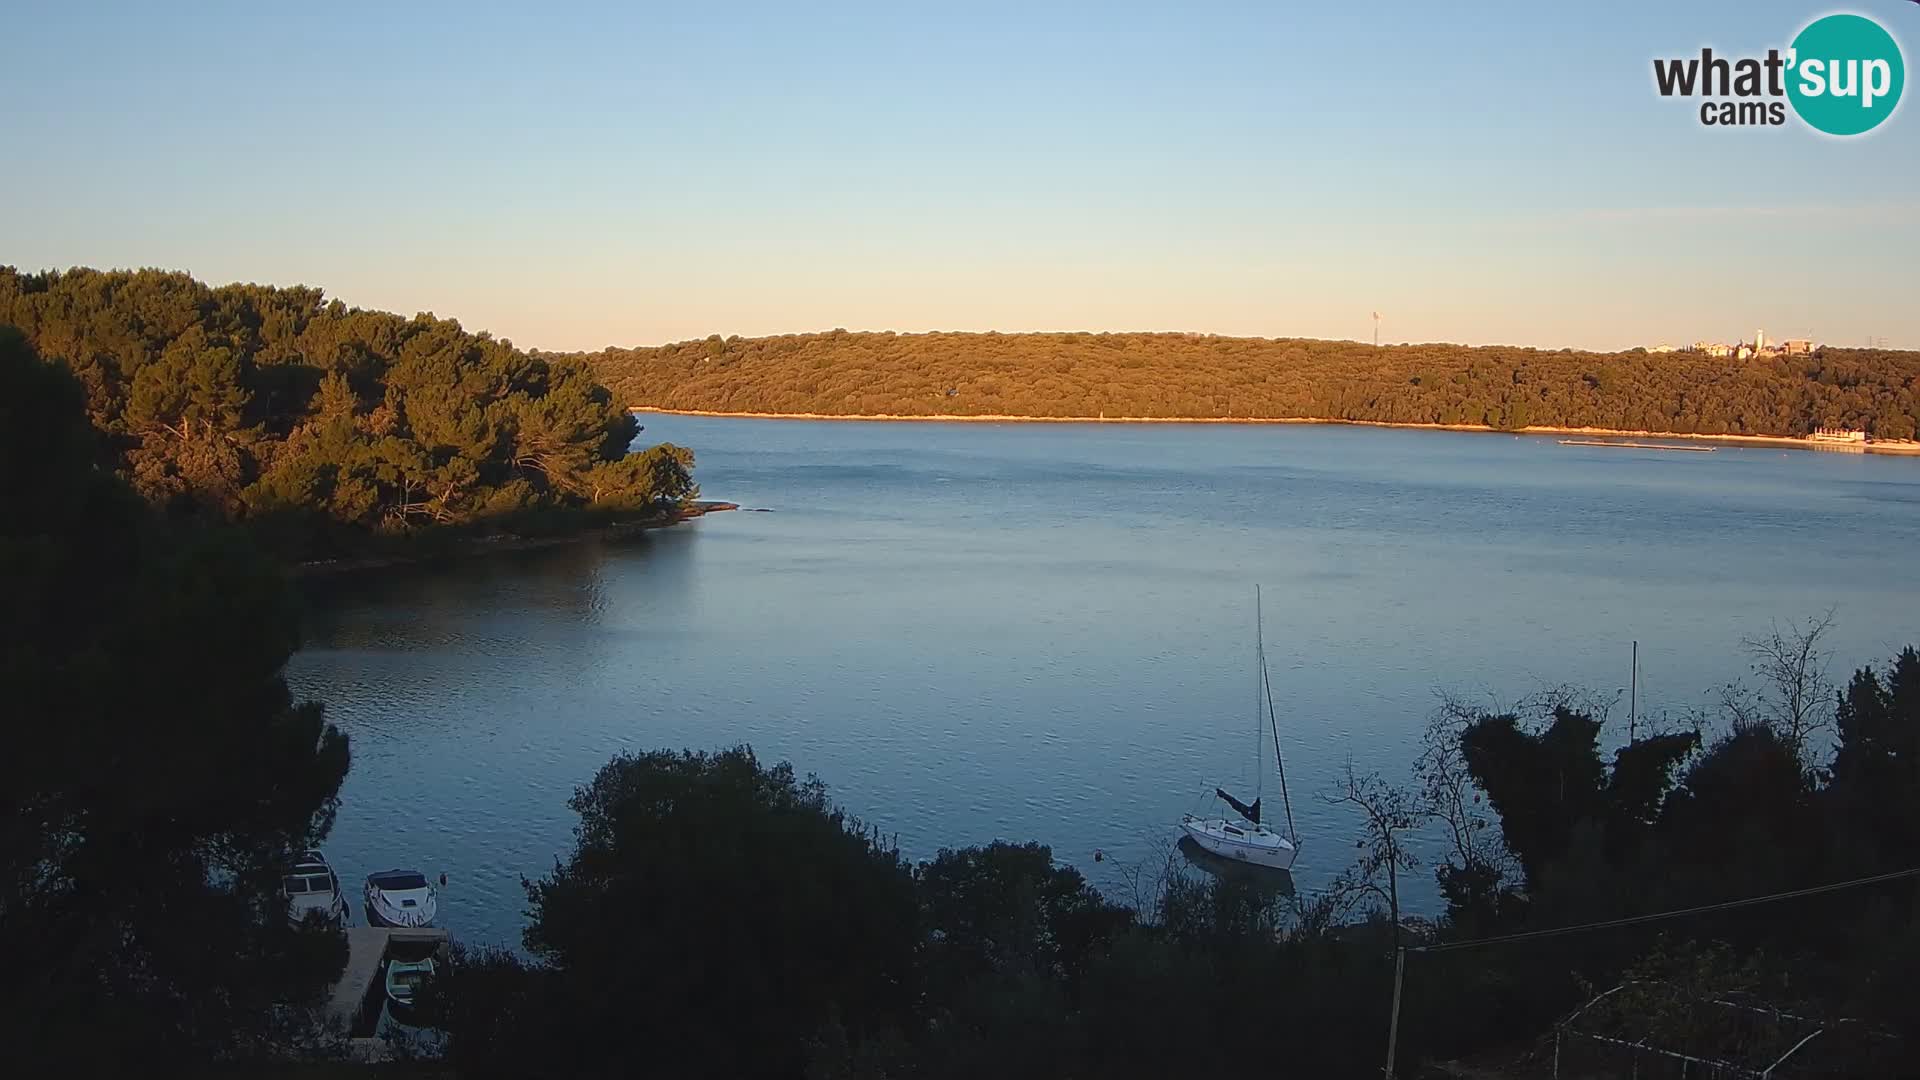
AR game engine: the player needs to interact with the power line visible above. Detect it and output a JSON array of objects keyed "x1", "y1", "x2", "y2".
[
  {"x1": 1409, "y1": 865, "x2": 1920, "y2": 955},
  {"x1": 1381, "y1": 866, "x2": 1920, "y2": 1076}
]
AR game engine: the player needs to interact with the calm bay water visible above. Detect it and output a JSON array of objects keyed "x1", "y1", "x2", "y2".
[{"x1": 286, "y1": 419, "x2": 1920, "y2": 945}]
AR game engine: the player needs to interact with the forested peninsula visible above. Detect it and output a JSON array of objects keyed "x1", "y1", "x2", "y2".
[
  {"x1": 0, "y1": 267, "x2": 696, "y2": 562},
  {"x1": 575, "y1": 331, "x2": 1920, "y2": 442}
]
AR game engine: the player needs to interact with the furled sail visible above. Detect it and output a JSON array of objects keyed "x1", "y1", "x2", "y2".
[{"x1": 1215, "y1": 788, "x2": 1261, "y2": 824}]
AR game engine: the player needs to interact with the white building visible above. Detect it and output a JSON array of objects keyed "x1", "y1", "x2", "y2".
[{"x1": 1812, "y1": 427, "x2": 1867, "y2": 444}]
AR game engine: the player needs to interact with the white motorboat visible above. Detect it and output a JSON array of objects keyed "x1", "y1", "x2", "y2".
[
  {"x1": 282, "y1": 849, "x2": 348, "y2": 927},
  {"x1": 364, "y1": 869, "x2": 438, "y2": 928},
  {"x1": 1180, "y1": 586, "x2": 1302, "y2": 871}
]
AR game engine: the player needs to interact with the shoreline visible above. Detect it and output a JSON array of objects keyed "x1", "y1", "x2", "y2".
[
  {"x1": 630, "y1": 407, "x2": 1920, "y2": 456},
  {"x1": 292, "y1": 502, "x2": 737, "y2": 578}
]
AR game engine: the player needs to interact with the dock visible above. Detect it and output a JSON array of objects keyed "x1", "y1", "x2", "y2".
[
  {"x1": 326, "y1": 925, "x2": 451, "y2": 1029},
  {"x1": 1558, "y1": 439, "x2": 1717, "y2": 453}
]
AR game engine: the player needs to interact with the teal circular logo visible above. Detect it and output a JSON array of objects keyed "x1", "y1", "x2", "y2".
[{"x1": 1787, "y1": 14, "x2": 1904, "y2": 135}]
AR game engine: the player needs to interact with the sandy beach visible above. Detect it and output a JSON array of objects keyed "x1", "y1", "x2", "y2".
[{"x1": 630, "y1": 408, "x2": 1920, "y2": 457}]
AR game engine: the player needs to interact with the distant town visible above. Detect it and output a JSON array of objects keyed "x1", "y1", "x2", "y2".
[
  {"x1": 1638, "y1": 331, "x2": 1885, "y2": 445},
  {"x1": 1642, "y1": 329, "x2": 1815, "y2": 361}
]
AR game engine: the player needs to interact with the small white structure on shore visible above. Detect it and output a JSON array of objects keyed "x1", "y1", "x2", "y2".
[{"x1": 1811, "y1": 427, "x2": 1867, "y2": 444}]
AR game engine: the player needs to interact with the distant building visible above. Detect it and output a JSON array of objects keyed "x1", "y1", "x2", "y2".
[
  {"x1": 1812, "y1": 427, "x2": 1867, "y2": 443},
  {"x1": 1735, "y1": 343, "x2": 1754, "y2": 360},
  {"x1": 1755, "y1": 328, "x2": 1767, "y2": 352},
  {"x1": 1647, "y1": 343, "x2": 1678, "y2": 353},
  {"x1": 1783, "y1": 338, "x2": 1816, "y2": 355},
  {"x1": 1695, "y1": 341, "x2": 1733, "y2": 358}
]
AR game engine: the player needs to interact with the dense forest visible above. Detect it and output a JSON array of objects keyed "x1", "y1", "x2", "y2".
[
  {"x1": 0, "y1": 267, "x2": 696, "y2": 561},
  {"x1": 574, "y1": 331, "x2": 1920, "y2": 439}
]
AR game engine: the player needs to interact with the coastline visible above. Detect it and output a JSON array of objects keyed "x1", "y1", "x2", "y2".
[
  {"x1": 292, "y1": 501, "x2": 737, "y2": 578},
  {"x1": 630, "y1": 407, "x2": 1920, "y2": 457}
]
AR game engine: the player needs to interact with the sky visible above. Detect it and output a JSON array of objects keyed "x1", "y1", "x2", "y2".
[{"x1": 3, "y1": 0, "x2": 1917, "y2": 352}]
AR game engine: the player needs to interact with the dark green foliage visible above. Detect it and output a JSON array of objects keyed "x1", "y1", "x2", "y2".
[
  {"x1": 1433, "y1": 648, "x2": 1920, "y2": 1067},
  {"x1": 0, "y1": 266, "x2": 697, "y2": 560},
  {"x1": 1828, "y1": 648, "x2": 1920, "y2": 870},
  {"x1": 1075, "y1": 885, "x2": 1394, "y2": 1079},
  {"x1": 902, "y1": 842, "x2": 1132, "y2": 1080},
  {"x1": 1607, "y1": 731, "x2": 1704, "y2": 833},
  {"x1": 1658, "y1": 725, "x2": 1814, "y2": 885},
  {"x1": 1459, "y1": 707, "x2": 1607, "y2": 880},
  {"x1": 577, "y1": 330, "x2": 1920, "y2": 438},
  {"x1": 0, "y1": 331, "x2": 351, "y2": 1068},
  {"x1": 436, "y1": 747, "x2": 921, "y2": 1079},
  {"x1": 1460, "y1": 707, "x2": 1701, "y2": 884},
  {"x1": 917, "y1": 841, "x2": 1132, "y2": 992}
]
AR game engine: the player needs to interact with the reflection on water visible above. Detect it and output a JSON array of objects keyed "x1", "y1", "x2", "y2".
[
  {"x1": 286, "y1": 418, "x2": 1920, "y2": 947},
  {"x1": 1176, "y1": 836, "x2": 1298, "y2": 896}
]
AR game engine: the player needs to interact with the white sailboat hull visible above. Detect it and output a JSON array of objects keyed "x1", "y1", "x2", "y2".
[{"x1": 1181, "y1": 816, "x2": 1298, "y2": 870}]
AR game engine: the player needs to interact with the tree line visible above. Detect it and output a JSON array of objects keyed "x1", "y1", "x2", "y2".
[
  {"x1": 0, "y1": 267, "x2": 697, "y2": 561},
  {"x1": 573, "y1": 330, "x2": 1920, "y2": 439},
  {"x1": 412, "y1": 619, "x2": 1919, "y2": 1079}
]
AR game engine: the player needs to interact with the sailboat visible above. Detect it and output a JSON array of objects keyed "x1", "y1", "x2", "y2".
[{"x1": 1180, "y1": 586, "x2": 1300, "y2": 871}]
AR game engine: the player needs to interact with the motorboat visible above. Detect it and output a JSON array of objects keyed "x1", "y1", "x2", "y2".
[
  {"x1": 281, "y1": 849, "x2": 348, "y2": 927},
  {"x1": 364, "y1": 869, "x2": 438, "y2": 928}
]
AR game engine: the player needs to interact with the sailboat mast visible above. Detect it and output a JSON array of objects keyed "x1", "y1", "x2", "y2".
[
  {"x1": 1629, "y1": 640, "x2": 1638, "y2": 743},
  {"x1": 1254, "y1": 587, "x2": 1265, "y2": 799},
  {"x1": 1255, "y1": 585, "x2": 1298, "y2": 846},
  {"x1": 1262, "y1": 647, "x2": 1298, "y2": 846}
]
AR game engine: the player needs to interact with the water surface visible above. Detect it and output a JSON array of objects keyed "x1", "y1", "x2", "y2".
[{"x1": 287, "y1": 420, "x2": 1920, "y2": 945}]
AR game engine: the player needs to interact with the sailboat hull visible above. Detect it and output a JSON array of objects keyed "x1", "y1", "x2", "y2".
[{"x1": 1180, "y1": 816, "x2": 1298, "y2": 870}]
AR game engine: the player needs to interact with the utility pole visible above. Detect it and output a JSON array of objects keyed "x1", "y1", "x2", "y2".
[{"x1": 1384, "y1": 946, "x2": 1407, "y2": 1078}]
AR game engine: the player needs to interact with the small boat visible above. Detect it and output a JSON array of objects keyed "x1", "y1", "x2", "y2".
[
  {"x1": 1180, "y1": 586, "x2": 1301, "y2": 871},
  {"x1": 385, "y1": 956, "x2": 437, "y2": 1013},
  {"x1": 281, "y1": 849, "x2": 348, "y2": 927},
  {"x1": 364, "y1": 869, "x2": 438, "y2": 928}
]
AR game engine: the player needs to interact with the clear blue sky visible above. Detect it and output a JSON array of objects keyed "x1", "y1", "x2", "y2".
[{"x1": 4, "y1": 0, "x2": 1916, "y2": 351}]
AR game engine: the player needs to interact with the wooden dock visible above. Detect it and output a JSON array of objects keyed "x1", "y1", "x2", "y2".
[
  {"x1": 1558, "y1": 439, "x2": 1717, "y2": 453},
  {"x1": 326, "y1": 926, "x2": 451, "y2": 1028}
]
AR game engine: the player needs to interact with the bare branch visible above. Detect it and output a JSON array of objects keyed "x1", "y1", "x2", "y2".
[
  {"x1": 1724, "y1": 611, "x2": 1839, "y2": 762},
  {"x1": 1322, "y1": 759, "x2": 1420, "y2": 949}
]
